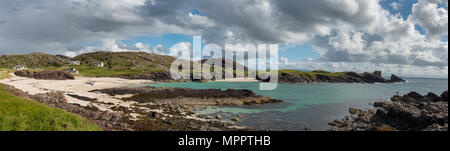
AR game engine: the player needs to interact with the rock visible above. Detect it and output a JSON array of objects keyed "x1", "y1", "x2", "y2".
[
  {"x1": 361, "y1": 72, "x2": 387, "y2": 83},
  {"x1": 374, "y1": 125, "x2": 397, "y2": 131},
  {"x1": 426, "y1": 92, "x2": 441, "y2": 102},
  {"x1": 373, "y1": 71, "x2": 382, "y2": 77},
  {"x1": 404, "y1": 92, "x2": 430, "y2": 102},
  {"x1": 349, "y1": 108, "x2": 362, "y2": 114},
  {"x1": 150, "y1": 112, "x2": 160, "y2": 118},
  {"x1": 389, "y1": 74, "x2": 406, "y2": 83},
  {"x1": 216, "y1": 114, "x2": 223, "y2": 119},
  {"x1": 329, "y1": 90, "x2": 448, "y2": 131},
  {"x1": 441, "y1": 91, "x2": 448, "y2": 102},
  {"x1": 14, "y1": 70, "x2": 74, "y2": 80},
  {"x1": 391, "y1": 95, "x2": 403, "y2": 102},
  {"x1": 374, "y1": 102, "x2": 391, "y2": 108}
]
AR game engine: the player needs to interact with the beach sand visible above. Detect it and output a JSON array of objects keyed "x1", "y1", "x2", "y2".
[{"x1": 0, "y1": 73, "x2": 153, "y2": 111}]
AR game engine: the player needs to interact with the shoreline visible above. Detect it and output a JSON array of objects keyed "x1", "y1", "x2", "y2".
[{"x1": 0, "y1": 73, "x2": 277, "y2": 131}]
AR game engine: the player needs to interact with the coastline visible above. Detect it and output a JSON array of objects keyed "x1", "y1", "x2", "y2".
[{"x1": 0, "y1": 73, "x2": 278, "y2": 131}]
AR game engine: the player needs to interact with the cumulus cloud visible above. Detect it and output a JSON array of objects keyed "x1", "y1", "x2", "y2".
[
  {"x1": 0, "y1": 0, "x2": 448, "y2": 76},
  {"x1": 411, "y1": 0, "x2": 448, "y2": 39},
  {"x1": 64, "y1": 39, "x2": 168, "y2": 57},
  {"x1": 280, "y1": 57, "x2": 289, "y2": 65}
]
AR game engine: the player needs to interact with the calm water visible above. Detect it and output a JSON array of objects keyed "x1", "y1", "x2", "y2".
[{"x1": 146, "y1": 78, "x2": 448, "y2": 131}]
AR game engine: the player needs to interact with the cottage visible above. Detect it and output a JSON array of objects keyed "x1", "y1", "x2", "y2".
[
  {"x1": 69, "y1": 61, "x2": 81, "y2": 66},
  {"x1": 95, "y1": 62, "x2": 104, "y2": 67},
  {"x1": 67, "y1": 67, "x2": 79, "y2": 74},
  {"x1": 13, "y1": 65, "x2": 27, "y2": 70}
]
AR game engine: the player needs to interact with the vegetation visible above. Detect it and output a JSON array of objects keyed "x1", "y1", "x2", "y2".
[
  {"x1": 0, "y1": 52, "x2": 68, "y2": 68},
  {"x1": 278, "y1": 69, "x2": 347, "y2": 78},
  {"x1": 0, "y1": 84, "x2": 101, "y2": 131},
  {"x1": 0, "y1": 51, "x2": 349, "y2": 79},
  {"x1": 0, "y1": 70, "x2": 12, "y2": 80}
]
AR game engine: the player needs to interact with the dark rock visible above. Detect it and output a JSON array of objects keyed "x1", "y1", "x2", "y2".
[
  {"x1": 426, "y1": 92, "x2": 441, "y2": 102},
  {"x1": 14, "y1": 70, "x2": 74, "y2": 80},
  {"x1": 373, "y1": 71, "x2": 382, "y2": 77},
  {"x1": 349, "y1": 108, "x2": 362, "y2": 114},
  {"x1": 389, "y1": 74, "x2": 406, "y2": 83},
  {"x1": 441, "y1": 91, "x2": 448, "y2": 102},
  {"x1": 361, "y1": 72, "x2": 387, "y2": 83},
  {"x1": 329, "y1": 90, "x2": 448, "y2": 131},
  {"x1": 373, "y1": 102, "x2": 391, "y2": 108}
]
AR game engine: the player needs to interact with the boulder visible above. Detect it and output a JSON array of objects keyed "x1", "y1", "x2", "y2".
[
  {"x1": 349, "y1": 108, "x2": 362, "y2": 114},
  {"x1": 373, "y1": 71, "x2": 382, "y2": 77},
  {"x1": 441, "y1": 91, "x2": 448, "y2": 102},
  {"x1": 389, "y1": 74, "x2": 406, "y2": 83},
  {"x1": 426, "y1": 92, "x2": 441, "y2": 102},
  {"x1": 15, "y1": 70, "x2": 74, "y2": 80}
]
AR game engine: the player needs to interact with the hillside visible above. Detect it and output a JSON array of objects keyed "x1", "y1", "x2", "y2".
[
  {"x1": 272, "y1": 70, "x2": 405, "y2": 83},
  {"x1": 0, "y1": 52, "x2": 69, "y2": 68},
  {"x1": 72, "y1": 51, "x2": 176, "y2": 78},
  {"x1": 0, "y1": 51, "x2": 405, "y2": 83}
]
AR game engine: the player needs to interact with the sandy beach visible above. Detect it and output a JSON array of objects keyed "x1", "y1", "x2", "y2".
[{"x1": 0, "y1": 73, "x2": 152, "y2": 111}]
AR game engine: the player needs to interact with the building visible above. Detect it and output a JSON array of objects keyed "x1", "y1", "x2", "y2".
[
  {"x1": 67, "y1": 67, "x2": 79, "y2": 74},
  {"x1": 95, "y1": 62, "x2": 104, "y2": 67},
  {"x1": 69, "y1": 61, "x2": 81, "y2": 66},
  {"x1": 13, "y1": 65, "x2": 27, "y2": 70}
]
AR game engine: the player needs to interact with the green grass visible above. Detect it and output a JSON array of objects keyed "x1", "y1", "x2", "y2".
[
  {"x1": 0, "y1": 70, "x2": 12, "y2": 80},
  {"x1": 75, "y1": 65, "x2": 150, "y2": 77},
  {"x1": 0, "y1": 84, "x2": 101, "y2": 131}
]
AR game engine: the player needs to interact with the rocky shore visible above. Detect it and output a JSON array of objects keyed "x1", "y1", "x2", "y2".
[
  {"x1": 1, "y1": 73, "x2": 281, "y2": 131},
  {"x1": 91, "y1": 86, "x2": 281, "y2": 106},
  {"x1": 329, "y1": 90, "x2": 448, "y2": 131},
  {"x1": 274, "y1": 71, "x2": 406, "y2": 84},
  {"x1": 14, "y1": 70, "x2": 74, "y2": 80}
]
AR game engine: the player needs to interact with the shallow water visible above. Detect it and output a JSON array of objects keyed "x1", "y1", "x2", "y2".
[{"x1": 145, "y1": 78, "x2": 448, "y2": 131}]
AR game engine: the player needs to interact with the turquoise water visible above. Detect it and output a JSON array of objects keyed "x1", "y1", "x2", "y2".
[{"x1": 146, "y1": 78, "x2": 448, "y2": 130}]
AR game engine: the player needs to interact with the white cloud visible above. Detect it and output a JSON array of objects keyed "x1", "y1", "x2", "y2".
[
  {"x1": 411, "y1": 0, "x2": 448, "y2": 39},
  {"x1": 0, "y1": 0, "x2": 448, "y2": 77},
  {"x1": 280, "y1": 57, "x2": 289, "y2": 65}
]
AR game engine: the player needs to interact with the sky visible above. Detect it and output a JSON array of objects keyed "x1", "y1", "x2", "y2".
[{"x1": 0, "y1": 0, "x2": 448, "y2": 78}]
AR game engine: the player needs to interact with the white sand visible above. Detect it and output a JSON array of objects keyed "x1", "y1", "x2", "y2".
[{"x1": 0, "y1": 73, "x2": 152, "y2": 111}]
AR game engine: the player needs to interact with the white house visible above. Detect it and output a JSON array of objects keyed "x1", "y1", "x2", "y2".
[
  {"x1": 95, "y1": 62, "x2": 104, "y2": 67},
  {"x1": 67, "y1": 67, "x2": 79, "y2": 74},
  {"x1": 69, "y1": 61, "x2": 81, "y2": 66},
  {"x1": 13, "y1": 65, "x2": 27, "y2": 70}
]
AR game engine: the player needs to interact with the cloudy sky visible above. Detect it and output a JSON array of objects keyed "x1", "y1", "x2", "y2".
[{"x1": 0, "y1": 0, "x2": 448, "y2": 78}]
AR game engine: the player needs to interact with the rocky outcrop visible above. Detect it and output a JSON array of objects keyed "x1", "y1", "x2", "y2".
[
  {"x1": 388, "y1": 74, "x2": 406, "y2": 82},
  {"x1": 329, "y1": 91, "x2": 448, "y2": 131},
  {"x1": 91, "y1": 86, "x2": 281, "y2": 106},
  {"x1": 14, "y1": 70, "x2": 74, "y2": 80},
  {"x1": 275, "y1": 71, "x2": 406, "y2": 84}
]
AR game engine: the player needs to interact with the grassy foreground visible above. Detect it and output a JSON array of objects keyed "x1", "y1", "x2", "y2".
[{"x1": 0, "y1": 84, "x2": 101, "y2": 131}]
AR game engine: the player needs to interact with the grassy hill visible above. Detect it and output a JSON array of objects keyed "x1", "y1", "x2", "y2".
[
  {"x1": 0, "y1": 84, "x2": 101, "y2": 131},
  {"x1": 0, "y1": 52, "x2": 69, "y2": 68},
  {"x1": 72, "y1": 51, "x2": 176, "y2": 77}
]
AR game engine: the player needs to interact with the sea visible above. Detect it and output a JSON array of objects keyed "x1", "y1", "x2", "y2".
[{"x1": 145, "y1": 78, "x2": 448, "y2": 131}]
